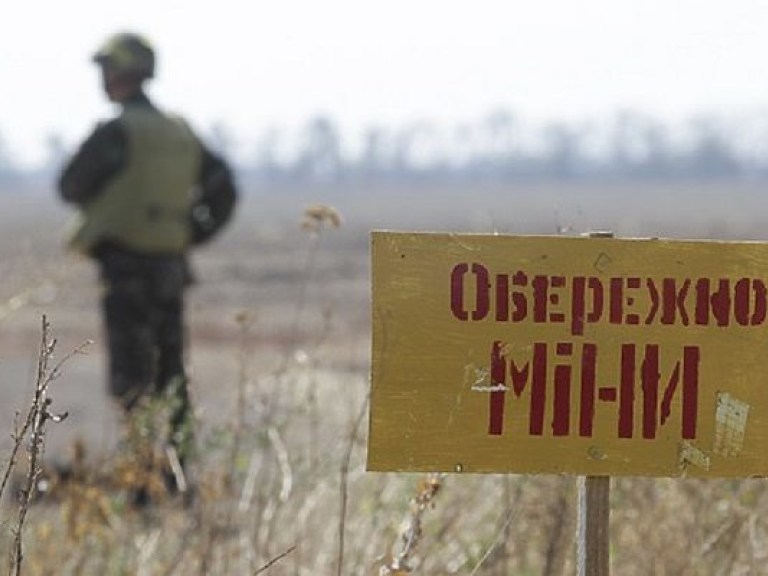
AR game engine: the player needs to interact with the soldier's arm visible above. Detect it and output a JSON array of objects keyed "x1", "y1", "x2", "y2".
[
  {"x1": 189, "y1": 146, "x2": 238, "y2": 245},
  {"x1": 58, "y1": 120, "x2": 127, "y2": 205}
]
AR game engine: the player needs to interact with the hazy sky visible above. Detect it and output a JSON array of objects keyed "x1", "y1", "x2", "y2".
[{"x1": 3, "y1": 0, "x2": 768, "y2": 166}]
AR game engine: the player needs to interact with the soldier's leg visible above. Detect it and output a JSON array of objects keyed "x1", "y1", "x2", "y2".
[
  {"x1": 150, "y1": 257, "x2": 193, "y2": 461},
  {"x1": 100, "y1": 254, "x2": 154, "y2": 410},
  {"x1": 98, "y1": 250, "x2": 162, "y2": 506},
  {"x1": 157, "y1": 295, "x2": 193, "y2": 457},
  {"x1": 154, "y1": 289, "x2": 186, "y2": 393}
]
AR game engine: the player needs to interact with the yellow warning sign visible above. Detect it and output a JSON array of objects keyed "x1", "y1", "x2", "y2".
[{"x1": 368, "y1": 232, "x2": 768, "y2": 477}]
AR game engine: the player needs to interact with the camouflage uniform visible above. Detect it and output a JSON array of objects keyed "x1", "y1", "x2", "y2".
[{"x1": 58, "y1": 34, "x2": 237, "y2": 462}]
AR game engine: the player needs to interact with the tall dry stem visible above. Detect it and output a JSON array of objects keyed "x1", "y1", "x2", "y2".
[
  {"x1": 6, "y1": 316, "x2": 81, "y2": 575},
  {"x1": 253, "y1": 544, "x2": 297, "y2": 575},
  {"x1": 543, "y1": 476, "x2": 576, "y2": 576},
  {"x1": 228, "y1": 310, "x2": 256, "y2": 490},
  {"x1": 336, "y1": 395, "x2": 369, "y2": 576},
  {"x1": 468, "y1": 476, "x2": 526, "y2": 575},
  {"x1": 281, "y1": 204, "x2": 343, "y2": 372},
  {"x1": 379, "y1": 473, "x2": 443, "y2": 575}
]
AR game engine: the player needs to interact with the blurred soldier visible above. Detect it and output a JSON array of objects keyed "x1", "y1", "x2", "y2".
[{"x1": 58, "y1": 32, "x2": 237, "y2": 484}]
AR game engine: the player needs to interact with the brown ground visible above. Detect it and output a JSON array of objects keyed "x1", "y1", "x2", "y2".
[
  {"x1": 2, "y1": 178, "x2": 767, "y2": 458},
  {"x1": 3, "y1": 178, "x2": 768, "y2": 574}
]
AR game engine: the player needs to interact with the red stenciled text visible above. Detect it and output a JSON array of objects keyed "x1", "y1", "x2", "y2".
[
  {"x1": 450, "y1": 262, "x2": 768, "y2": 336},
  {"x1": 484, "y1": 340, "x2": 699, "y2": 440}
]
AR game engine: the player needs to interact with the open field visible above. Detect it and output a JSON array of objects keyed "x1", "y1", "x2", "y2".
[{"x1": 2, "y1": 178, "x2": 768, "y2": 574}]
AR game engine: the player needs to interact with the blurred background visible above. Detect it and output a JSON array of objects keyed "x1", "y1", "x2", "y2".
[
  {"x1": 4, "y1": 0, "x2": 768, "y2": 454},
  {"x1": 2, "y1": 0, "x2": 768, "y2": 210},
  {"x1": 4, "y1": 3, "x2": 768, "y2": 574}
]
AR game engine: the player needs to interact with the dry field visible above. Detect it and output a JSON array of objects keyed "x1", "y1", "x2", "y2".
[{"x1": 2, "y1": 178, "x2": 768, "y2": 574}]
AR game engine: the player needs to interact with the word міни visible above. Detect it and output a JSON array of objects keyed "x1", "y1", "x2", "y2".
[{"x1": 483, "y1": 341, "x2": 698, "y2": 440}]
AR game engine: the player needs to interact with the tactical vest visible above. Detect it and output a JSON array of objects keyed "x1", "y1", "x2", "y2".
[{"x1": 69, "y1": 105, "x2": 202, "y2": 255}]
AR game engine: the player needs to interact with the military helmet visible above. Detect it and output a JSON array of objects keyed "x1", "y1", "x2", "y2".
[{"x1": 93, "y1": 32, "x2": 155, "y2": 79}]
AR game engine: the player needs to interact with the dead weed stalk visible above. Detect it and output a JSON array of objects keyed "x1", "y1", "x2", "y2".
[
  {"x1": 253, "y1": 544, "x2": 297, "y2": 574},
  {"x1": 379, "y1": 473, "x2": 443, "y2": 575},
  {"x1": 3, "y1": 316, "x2": 84, "y2": 575},
  {"x1": 336, "y1": 394, "x2": 369, "y2": 576},
  {"x1": 281, "y1": 204, "x2": 343, "y2": 372}
]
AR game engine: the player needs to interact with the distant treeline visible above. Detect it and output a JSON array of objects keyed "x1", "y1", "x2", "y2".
[{"x1": 4, "y1": 109, "x2": 768, "y2": 185}]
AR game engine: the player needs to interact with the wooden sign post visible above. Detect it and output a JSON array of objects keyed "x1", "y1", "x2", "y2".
[
  {"x1": 369, "y1": 231, "x2": 768, "y2": 569},
  {"x1": 579, "y1": 231, "x2": 613, "y2": 576},
  {"x1": 578, "y1": 475, "x2": 609, "y2": 575}
]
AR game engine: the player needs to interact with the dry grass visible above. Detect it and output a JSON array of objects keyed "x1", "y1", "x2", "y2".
[
  {"x1": 1, "y1": 316, "x2": 82, "y2": 574},
  {"x1": 4, "y1": 189, "x2": 768, "y2": 574}
]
